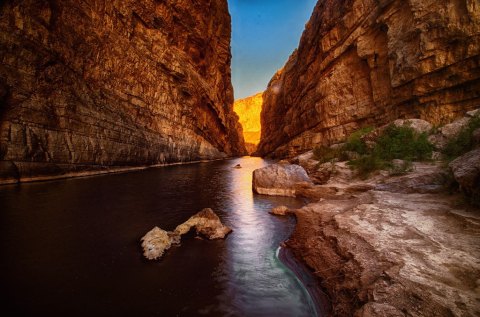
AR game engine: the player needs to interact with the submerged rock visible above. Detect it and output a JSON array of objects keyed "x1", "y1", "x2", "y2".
[
  {"x1": 141, "y1": 208, "x2": 231, "y2": 260},
  {"x1": 252, "y1": 163, "x2": 312, "y2": 197},
  {"x1": 269, "y1": 206, "x2": 290, "y2": 216}
]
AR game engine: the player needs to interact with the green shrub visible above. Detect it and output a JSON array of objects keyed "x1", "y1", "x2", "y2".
[
  {"x1": 443, "y1": 114, "x2": 480, "y2": 160},
  {"x1": 343, "y1": 126, "x2": 374, "y2": 155},
  {"x1": 347, "y1": 154, "x2": 386, "y2": 179},
  {"x1": 313, "y1": 146, "x2": 341, "y2": 163},
  {"x1": 348, "y1": 124, "x2": 433, "y2": 177},
  {"x1": 388, "y1": 160, "x2": 414, "y2": 176},
  {"x1": 314, "y1": 124, "x2": 433, "y2": 177},
  {"x1": 374, "y1": 125, "x2": 433, "y2": 161}
]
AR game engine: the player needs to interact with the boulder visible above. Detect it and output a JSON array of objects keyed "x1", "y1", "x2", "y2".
[
  {"x1": 449, "y1": 148, "x2": 480, "y2": 203},
  {"x1": 393, "y1": 119, "x2": 432, "y2": 134},
  {"x1": 466, "y1": 108, "x2": 480, "y2": 117},
  {"x1": 174, "y1": 208, "x2": 232, "y2": 239},
  {"x1": 141, "y1": 227, "x2": 178, "y2": 260},
  {"x1": 252, "y1": 163, "x2": 312, "y2": 197},
  {"x1": 439, "y1": 117, "x2": 471, "y2": 140},
  {"x1": 141, "y1": 208, "x2": 231, "y2": 260}
]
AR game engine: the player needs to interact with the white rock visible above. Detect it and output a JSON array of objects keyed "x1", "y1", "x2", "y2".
[
  {"x1": 252, "y1": 163, "x2": 312, "y2": 197},
  {"x1": 393, "y1": 119, "x2": 432, "y2": 134}
]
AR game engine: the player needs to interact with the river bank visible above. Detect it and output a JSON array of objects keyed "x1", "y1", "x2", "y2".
[
  {"x1": 281, "y1": 160, "x2": 480, "y2": 316},
  {"x1": 0, "y1": 157, "x2": 230, "y2": 185}
]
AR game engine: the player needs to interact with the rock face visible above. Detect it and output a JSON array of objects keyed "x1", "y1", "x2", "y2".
[
  {"x1": 287, "y1": 162, "x2": 480, "y2": 316},
  {"x1": 141, "y1": 208, "x2": 231, "y2": 260},
  {"x1": 0, "y1": 0, "x2": 245, "y2": 183},
  {"x1": 252, "y1": 163, "x2": 312, "y2": 197},
  {"x1": 257, "y1": 0, "x2": 480, "y2": 158},
  {"x1": 233, "y1": 92, "x2": 262, "y2": 154}
]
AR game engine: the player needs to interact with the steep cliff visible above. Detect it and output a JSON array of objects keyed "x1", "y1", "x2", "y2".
[
  {"x1": 257, "y1": 0, "x2": 480, "y2": 158},
  {"x1": 233, "y1": 92, "x2": 262, "y2": 154},
  {"x1": 0, "y1": 0, "x2": 245, "y2": 183}
]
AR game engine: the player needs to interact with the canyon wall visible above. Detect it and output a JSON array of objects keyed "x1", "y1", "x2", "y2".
[
  {"x1": 257, "y1": 0, "x2": 480, "y2": 158},
  {"x1": 0, "y1": 0, "x2": 245, "y2": 183},
  {"x1": 233, "y1": 92, "x2": 262, "y2": 154}
]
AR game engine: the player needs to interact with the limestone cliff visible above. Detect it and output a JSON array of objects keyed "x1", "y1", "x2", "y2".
[
  {"x1": 233, "y1": 92, "x2": 262, "y2": 154},
  {"x1": 257, "y1": 0, "x2": 480, "y2": 158},
  {"x1": 0, "y1": 0, "x2": 245, "y2": 183}
]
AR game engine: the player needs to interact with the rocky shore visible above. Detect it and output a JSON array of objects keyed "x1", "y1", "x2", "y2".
[
  {"x1": 287, "y1": 162, "x2": 480, "y2": 316},
  {"x1": 254, "y1": 114, "x2": 480, "y2": 316}
]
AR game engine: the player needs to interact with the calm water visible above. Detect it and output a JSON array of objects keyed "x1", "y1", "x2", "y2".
[{"x1": 0, "y1": 157, "x2": 319, "y2": 316}]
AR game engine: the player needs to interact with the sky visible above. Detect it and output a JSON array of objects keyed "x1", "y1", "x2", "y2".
[{"x1": 229, "y1": 0, "x2": 317, "y2": 100}]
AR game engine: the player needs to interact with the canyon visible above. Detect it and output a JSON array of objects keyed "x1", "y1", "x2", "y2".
[
  {"x1": 233, "y1": 92, "x2": 262, "y2": 154},
  {"x1": 257, "y1": 0, "x2": 480, "y2": 158},
  {"x1": 1, "y1": 0, "x2": 479, "y2": 316},
  {"x1": 0, "y1": 0, "x2": 245, "y2": 184}
]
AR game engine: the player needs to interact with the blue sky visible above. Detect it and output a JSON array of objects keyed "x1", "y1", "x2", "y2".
[{"x1": 229, "y1": 0, "x2": 317, "y2": 100}]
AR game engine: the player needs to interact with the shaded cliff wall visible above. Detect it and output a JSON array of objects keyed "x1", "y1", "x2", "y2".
[
  {"x1": 233, "y1": 92, "x2": 262, "y2": 154},
  {"x1": 257, "y1": 0, "x2": 480, "y2": 158},
  {"x1": 0, "y1": 0, "x2": 245, "y2": 183}
]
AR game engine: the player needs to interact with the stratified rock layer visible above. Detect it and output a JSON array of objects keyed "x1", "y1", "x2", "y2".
[
  {"x1": 233, "y1": 92, "x2": 262, "y2": 154},
  {"x1": 0, "y1": 0, "x2": 245, "y2": 183},
  {"x1": 257, "y1": 0, "x2": 480, "y2": 158}
]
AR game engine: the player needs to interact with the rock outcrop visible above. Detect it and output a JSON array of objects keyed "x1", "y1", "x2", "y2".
[
  {"x1": 449, "y1": 148, "x2": 480, "y2": 204},
  {"x1": 257, "y1": 0, "x2": 480, "y2": 158},
  {"x1": 0, "y1": 0, "x2": 245, "y2": 184},
  {"x1": 233, "y1": 92, "x2": 262, "y2": 154},
  {"x1": 252, "y1": 163, "x2": 312, "y2": 197},
  {"x1": 141, "y1": 208, "x2": 231, "y2": 260},
  {"x1": 284, "y1": 160, "x2": 480, "y2": 316}
]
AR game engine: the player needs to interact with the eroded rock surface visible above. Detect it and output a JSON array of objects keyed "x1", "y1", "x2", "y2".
[
  {"x1": 257, "y1": 0, "x2": 480, "y2": 158},
  {"x1": 252, "y1": 163, "x2": 312, "y2": 197},
  {"x1": 0, "y1": 0, "x2": 245, "y2": 184},
  {"x1": 285, "y1": 162, "x2": 480, "y2": 316},
  {"x1": 141, "y1": 208, "x2": 231, "y2": 260}
]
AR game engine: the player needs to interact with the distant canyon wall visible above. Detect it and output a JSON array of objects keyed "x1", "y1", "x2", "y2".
[
  {"x1": 0, "y1": 0, "x2": 245, "y2": 183},
  {"x1": 233, "y1": 92, "x2": 262, "y2": 154},
  {"x1": 257, "y1": 0, "x2": 480, "y2": 158}
]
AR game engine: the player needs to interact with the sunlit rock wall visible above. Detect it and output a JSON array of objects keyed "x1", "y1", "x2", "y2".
[
  {"x1": 233, "y1": 92, "x2": 262, "y2": 154},
  {"x1": 0, "y1": 0, "x2": 245, "y2": 182},
  {"x1": 257, "y1": 0, "x2": 480, "y2": 158}
]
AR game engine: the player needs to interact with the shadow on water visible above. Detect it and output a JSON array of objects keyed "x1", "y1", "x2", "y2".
[{"x1": 0, "y1": 157, "x2": 322, "y2": 316}]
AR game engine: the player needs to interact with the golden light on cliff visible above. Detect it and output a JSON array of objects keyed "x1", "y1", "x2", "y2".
[{"x1": 234, "y1": 92, "x2": 263, "y2": 154}]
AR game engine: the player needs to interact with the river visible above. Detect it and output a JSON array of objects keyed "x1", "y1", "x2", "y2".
[{"x1": 0, "y1": 157, "x2": 322, "y2": 316}]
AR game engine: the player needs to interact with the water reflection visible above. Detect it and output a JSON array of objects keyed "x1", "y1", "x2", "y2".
[{"x1": 0, "y1": 157, "x2": 316, "y2": 316}]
